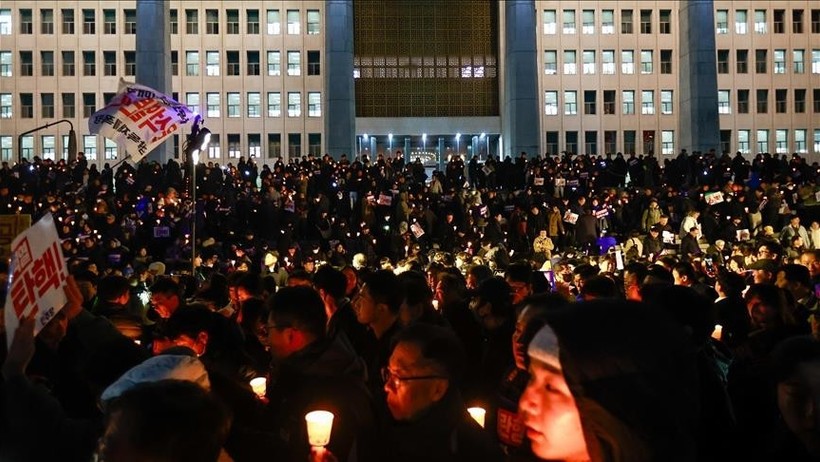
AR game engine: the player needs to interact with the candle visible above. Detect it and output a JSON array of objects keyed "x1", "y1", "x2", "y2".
[
  {"x1": 468, "y1": 407, "x2": 486, "y2": 428},
  {"x1": 432, "y1": 300, "x2": 439, "y2": 310},
  {"x1": 305, "y1": 410, "x2": 334, "y2": 447},
  {"x1": 250, "y1": 377, "x2": 267, "y2": 399},
  {"x1": 711, "y1": 324, "x2": 723, "y2": 341}
]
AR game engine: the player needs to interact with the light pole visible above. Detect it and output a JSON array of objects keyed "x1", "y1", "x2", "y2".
[
  {"x1": 18, "y1": 119, "x2": 77, "y2": 164},
  {"x1": 388, "y1": 133, "x2": 393, "y2": 155},
  {"x1": 456, "y1": 133, "x2": 461, "y2": 156},
  {"x1": 185, "y1": 123, "x2": 211, "y2": 275}
]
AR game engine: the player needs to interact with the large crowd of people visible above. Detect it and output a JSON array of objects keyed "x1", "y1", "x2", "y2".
[{"x1": 1, "y1": 147, "x2": 820, "y2": 461}]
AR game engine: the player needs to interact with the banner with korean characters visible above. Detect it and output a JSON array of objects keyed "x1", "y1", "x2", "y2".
[
  {"x1": 88, "y1": 80, "x2": 195, "y2": 163},
  {"x1": 4, "y1": 213, "x2": 68, "y2": 348}
]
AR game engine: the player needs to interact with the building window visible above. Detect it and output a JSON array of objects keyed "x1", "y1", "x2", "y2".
[
  {"x1": 267, "y1": 51, "x2": 281, "y2": 76},
  {"x1": 545, "y1": 132, "x2": 559, "y2": 155},
  {"x1": 717, "y1": 49, "x2": 729, "y2": 74},
  {"x1": 186, "y1": 9, "x2": 198, "y2": 34},
  {"x1": 813, "y1": 10, "x2": 820, "y2": 33},
  {"x1": 718, "y1": 90, "x2": 731, "y2": 114},
  {"x1": 267, "y1": 9, "x2": 280, "y2": 35},
  {"x1": 737, "y1": 50, "x2": 748, "y2": 73},
  {"x1": 307, "y1": 50, "x2": 320, "y2": 76},
  {"x1": 82, "y1": 93, "x2": 95, "y2": 118},
  {"x1": 812, "y1": 50, "x2": 820, "y2": 73},
  {"x1": 661, "y1": 90, "x2": 673, "y2": 114},
  {"x1": 0, "y1": 9, "x2": 9, "y2": 35},
  {"x1": 62, "y1": 8, "x2": 74, "y2": 34},
  {"x1": 20, "y1": 135, "x2": 33, "y2": 157},
  {"x1": 0, "y1": 93, "x2": 11, "y2": 118},
  {"x1": 83, "y1": 9, "x2": 95, "y2": 34},
  {"x1": 287, "y1": 92, "x2": 301, "y2": 117},
  {"x1": 736, "y1": 10, "x2": 747, "y2": 34},
  {"x1": 816, "y1": 130, "x2": 820, "y2": 154},
  {"x1": 247, "y1": 9, "x2": 259, "y2": 34},
  {"x1": 227, "y1": 51, "x2": 240, "y2": 76},
  {"x1": 640, "y1": 10, "x2": 652, "y2": 34},
  {"x1": 584, "y1": 90, "x2": 596, "y2": 114},
  {"x1": 583, "y1": 50, "x2": 595, "y2": 74},
  {"x1": 640, "y1": 50, "x2": 653, "y2": 74},
  {"x1": 621, "y1": 9, "x2": 633, "y2": 34},
  {"x1": 601, "y1": 10, "x2": 614, "y2": 34},
  {"x1": 227, "y1": 134, "x2": 241, "y2": 158},
  {"x1": 206, "y1": 9, "x2": 218, "y2": 34},
  {"x1": 775, "y1": 89, "x2": 787, "y2": 113},
  {"x1": 564, "y1": 90, "x2": 577, "y2": 115},
  {"x1": 774, "y1": 49, "x2": 786, "y2": 74},
  {"x1": 268, "y1": 133, "x2": 281, "y2": 158},
  {"x1": 104, "y1": 9, "x2": 115, "y2": 34},
  {"x1": 641, "y1": 90, "x2": 654, "y2": 115},
  {"x1": 815, "y1": 89, "x2": 820, "y2": 113},
  {"x1": 792, "y1": 10, "x2": 803, "y2": 34},
  {"x1": 755, "y1": 49, "x2": 767, "y2": 74},
  {"x1": 307, "y1": 10, "x2": 320, "y2": 35},
  {"x1": 103, "y1": 92, "x2": 116, "y2": 106},
  {"x1": 246, "y1": 92, "x2": 261, "y2": 118},
  {"x1": 738, "y1": 89, "x2": 750, "y2": 113},
  {"x1": 185, "y1": 92, "x2": 200, "y2": 114},
  {"x1": 621, "y1": 50, "x2": 634, "y2": 74},
  {"x1": 20, "y1": 51, "x2": 32, "y2": 76},
  {"x1": 206, "y1": 92, "x2": 220, "y2": 117},
  {"x1": 794, "y1": 50, "x2": 805, "y2": 73},
  {"x1": 660, "y1": 50, "x2": 672, "y2": 74},
  {"x1": 659, "y1": 10, "x2": 671, "y2": 34},
  {"x1": 624, "y1": 131, "x2": 636, "y2": 154},
  {"x1": 62, "y1": 51, "x2": 75, "y2": 76},
  {"x1": 795, "y1": 129, "x2": 807, "y2": 153},
  {"x1": 308, "y1": 92, "x2": 321, "y2": 117},
  {"x1": 186, "y1": 51, "x2": 199, "y2": 76},
  {"x1": 716, "y1": 10, "x2": 728, "y2": 34},
  {"x1": 226, "y1": 9, "x2": 239, "y2": 34},
  {"x1": 602, "y1": 50, "x2": 615, "y2": 74},
  {"x1": 170, "y1": 9, "x2": 177, "y2": 34},
  {"x1": 543, "y1": 9, "x2": 557, "y2": 34},
  {"x1": 757, "y1": 89, "x2": 768, "y2": 113},
  {"x1": 103, "y1": 50, "x2": 116, "y2": 76},
  {"x1": 82, "y1": 135, "x2": 97, "y2": 160},
  {"x1": 584, "y1": 131, "x2": 597, "y2": 154},
  {"x1": 661, "y1": 131, "x2": 674, "y2": 155},
  {"x1": 287, "y1": 51, "x2": 301, "y2": 76},
  {"x1": 776, "y1": 129, "x2": 788, "y2": 154},
  {"x1": 306, "y1": 133, "x2": 320, "y2": 156},
  {"x1": 774, "y1": 9, "x2": 785, "y2": 33},
  {"x1": 565, "y1": 131, "x2": 578, "y2": 154},
  {"x1": 268, "y1": 92, "x2": 281, "y2": 117},
  {"x1": 754, "y1": 9, "x2": 766, "y2": 34},
  {"x1": 124, "y1": 9, "x2": 136, "y2": 34},
  {"x1": 19, "y1": 9, "x2": 32, "y2": 34},
  {"x1": 103, "y1": 139, "x2": 117, "y2": 160},
  {"x1": 544, "y1": 50, "x2": 557, "y2": 74},
  {"x1": 287, "y1": 10, "x2": 300, "y2": 34},
  {"x1": 795, "y1": 89, "x2": 806, "y2": 113},
  {"x1": 604, "y1": 131, "x2": 616, "y2": 154},
  {"x1": 563, "y1": 9, "x2": 576, "y2": 34},
  {"x1": 62, "y1": 93, "x2": 74, "y2": 118},
  {"x1": 227, "y1": 92, "x2": 240, "y2": 118},
  {"x1": 603, "y1": 90, "x2": 616, "y2": 114},
  {"x1": 246, "y1": 51, "x2": 260, "y2": 75},
  {"x1": 736, "y1": 130, "x2": 750, "y2": 154},
  {"x1": 82, "y1": 51, "x2": 95, "y2": 76},
  {"x1": 622, "y1": 91, "x2": 635, "y2": 114},
  {"x1": 0, "y1": 51, "x2": 10, "y2": 77},
  {"x1": 38, "y1": 135, "x2": 54, "y2": 160},
  {"x1": 166, "y1": 51, "x2": 173, "y2": 76},
  {"x1": 205, "y1": 134, "x2": 220, "y2": 159},
  {"x1": 643, "y1": 131, "x2": 655, "y2": 155},
  {"x1": 288, "y1": 133, "x2": 302, "y2": 157},
  {"x1": 582, "y1": 10, "x2": 594, "y2": 35},
  {"x1": 246, "y1": 133, "x2": 261, "y2": 158},
  {"x1": 41, "y1": 51, "x2": 54, "y2": 76},
  {"x1": 544, "y1": 91, "x2": 558, "y2": 115},
  {"x1": 41, "y1": 9, "x2": 54, "y2": 34}
]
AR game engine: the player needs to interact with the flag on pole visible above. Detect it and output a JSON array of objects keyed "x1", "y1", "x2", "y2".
[{"x1": 88, "y1": 80, "x2": 194, "y2": 163}]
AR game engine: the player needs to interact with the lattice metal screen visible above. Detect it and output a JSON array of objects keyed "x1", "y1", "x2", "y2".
[{"x1": 354, "y1": 0, "x2": 499, "y2": 117}]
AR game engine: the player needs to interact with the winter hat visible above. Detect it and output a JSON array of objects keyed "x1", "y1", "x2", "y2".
[
  {"x1": 101, "y1": 354, "x2": 210, "y2": 404},
  {"x1": 527, "y1": 323, "x2": 561, "y2": 372}
]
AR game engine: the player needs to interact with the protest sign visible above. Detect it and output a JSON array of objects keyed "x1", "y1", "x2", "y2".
[
  {"x1": 378, "y1": 194, "x2": 393, "y2": 206},
  {"x1": 4, "y1": 213, "x2": 68, "y2": 347},
  {"x1": 563, "y1": 211, "x2": 579, "y2": 225},
  {"x1": 736, "y1": 229, "x2": 751, "y2": 241},
  {"x1": 89, "y1": 81, "x2": 195, "y2": 163},
  {"x1": 705, "y1": 192, "x2": 724, "y2": 206},
  {"x1": 534, "y1": 177, "x2": 545, "y2": 186},
  {"x1": 410, "y1": 223, "x2": 425, "y2": 238}
]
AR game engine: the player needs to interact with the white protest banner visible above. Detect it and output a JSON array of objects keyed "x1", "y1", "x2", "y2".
[
  {"x1": 705, "y1": 191, "x2": 724, "y2": 206},
  {"x1": 533, "y1": 177, "x2": 545, "y2": 186},
  {"x1": 662, "y1": 230, "x2": 676, "y2": 244},
  {"x1": 88, "y1": 80, "x2": 195, "y2": 163},
  {"x1": 594, "y1": 209, "x2": 610, "y2": 219},
  {"x1": 4, "y1": 213, "x2": 68, "y2": 348},
  {"x1": 410, "y1": 223, "x2": 425, "y2": 238}
]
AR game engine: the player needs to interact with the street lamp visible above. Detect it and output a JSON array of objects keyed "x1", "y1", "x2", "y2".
[
  {"x1": 185, "y1": 123, "x2": 211, "y2": 275},
  {"x1": 388, "y1": 133, "x2": 393, "y2": 154},
  {"x1": 18, "y1": 119, "x2": 77, "y2": 164},
  {"x1": 455, "y1": 133, "x2": 461, "y2": 156}
]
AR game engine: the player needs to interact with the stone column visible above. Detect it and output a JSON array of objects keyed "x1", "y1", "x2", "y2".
[
  {"x1": 136, "y1": 0, "x2": 171, "y2": 163},
  {"x1": 325, "y1": 0, "x2": 356, "y2": 159},
  {"x1": 502, "y1": 0, "x2": 539, "y2": 158},
  {"x1": 679, "y1": 0, "x2": 720, "y2": 153}
]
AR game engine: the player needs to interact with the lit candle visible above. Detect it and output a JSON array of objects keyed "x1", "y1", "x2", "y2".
[
  {"x1": 468, "y1": 407, "x2": 486, "y2": 428},
  {"x1": 305, "y1": 410, "x2": 334, "y2": 447},
  {"x1": 250, "y1": 377, "x2": 267, "y2": 399},
  {"x1": 432, "y1": 300, "x2": 439, "y2": 310},
  {"x1": 711, "y1": 324, "x2": 723, "y2": 341}
]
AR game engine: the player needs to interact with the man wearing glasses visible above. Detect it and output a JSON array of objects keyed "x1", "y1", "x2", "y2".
[{"x1": 381, "y1": 324, "x2": 503, "y2": 461}]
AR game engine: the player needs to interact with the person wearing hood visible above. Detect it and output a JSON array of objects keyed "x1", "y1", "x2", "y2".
[
  {"x1": 519, "y1": 300, "x2": 699, "y2": 462},
  {"x1": 266, "y1": 286, "x2": 379, "y2": 462}
]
